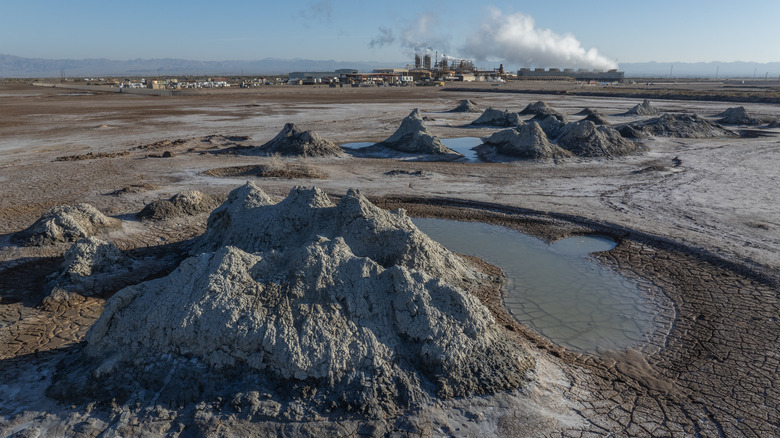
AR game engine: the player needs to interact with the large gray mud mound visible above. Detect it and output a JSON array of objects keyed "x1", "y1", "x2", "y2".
[
  {"x1": 137, "y1": 190, "x2": 221, "y2": 221},
  {"x1": 448, "y1": 99, "x2": 480, "y2": 113},
  {"x1": 13, "y1": 204, "x2": 121, "y2": 246},
  {"x1": 478, "y1": 122, "x2": 572, "y2": 159},
  {"x1": 520, "y1": 101, "x2": 567, "y2": 122},
  {"x1": 372, "y1": 109, "x2": 460, "y2": 157},
  {"x1": 715, "y1": 106, "x2": 761, "y2": 125},
  {"x1": 622, "y1": 99, "x2": 660, "y2": 116},
  {"x1": 470, "y1": 107, "x2": 523, "y2": 127},
  {"x1": 621, "y1": 113, "x2": 736, "y2": 138},
  {"x1": 51, "y1": 183, "x2": 532, "y2": 419},
  {"x1": 556, "y1": 120, "x2": 640, "y2": 157},
  {"x1": 258, "y1": 123, "x2": 344, "y2": 157}
]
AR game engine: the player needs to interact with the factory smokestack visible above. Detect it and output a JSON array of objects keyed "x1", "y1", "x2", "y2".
[{"x1": 462, "y1": 8, "x2": 617, "y2": 71}]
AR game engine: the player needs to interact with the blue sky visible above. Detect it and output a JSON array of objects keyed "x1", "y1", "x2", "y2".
[{"x1": 2, "y1": 0, "x2": 779, "y2": 67}]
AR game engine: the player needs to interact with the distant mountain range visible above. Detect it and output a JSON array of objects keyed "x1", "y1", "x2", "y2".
[
  {"x1": 0, "y1": 54, "x2": 404, "y2": 78},
  {"x1": 2, "y1": 54, "x2": 779, "y2": 79}
]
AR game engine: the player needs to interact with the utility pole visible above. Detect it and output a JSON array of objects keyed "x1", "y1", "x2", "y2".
[
  {"x1": 669, "y1": 64, "x2": 673, "y2": 79},
  {"x1": 715, "y1": 65, "x2": 719, "y2": 79}
]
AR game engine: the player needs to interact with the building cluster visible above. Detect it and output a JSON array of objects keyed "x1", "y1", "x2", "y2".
[{"x1": 288, "y1": 54, "x2": 624, "y2": 86}]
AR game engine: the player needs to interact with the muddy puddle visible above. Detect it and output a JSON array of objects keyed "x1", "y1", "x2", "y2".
[{"x1": 412, "y1": 217, "x2": 658, "y2": 353}]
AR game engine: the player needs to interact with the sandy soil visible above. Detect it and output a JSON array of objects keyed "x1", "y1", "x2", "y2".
[{"x1": 0, "y1": 82, "x2": 778, "y2": 436}]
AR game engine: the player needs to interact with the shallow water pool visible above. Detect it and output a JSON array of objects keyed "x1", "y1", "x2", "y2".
[{"x1": 412, "y1": 218, "x2": 656, "y2": 353}]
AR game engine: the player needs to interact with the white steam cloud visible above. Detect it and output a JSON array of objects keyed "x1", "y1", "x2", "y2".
[{"x1": 462, "y1": 9, "x2": 617, "y2": 70}]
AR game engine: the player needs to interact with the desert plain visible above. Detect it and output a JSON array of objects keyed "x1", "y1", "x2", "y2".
[{"x1": 0, "y1": 80, "x2": 778, "y2": 437}]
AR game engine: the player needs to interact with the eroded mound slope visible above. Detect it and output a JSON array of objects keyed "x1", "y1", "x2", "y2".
[
  {"x1": 137, "y1": 190, "x2": 221, "y2": 221},
  {"x1": 372, "y1": 109, "x2": 460, "y2": 157},
  {"x1": 257, "y1": 123, "x2": 344, "y2": 157},
  {"x1": 621, "y1": 113, "x2": 736, "y2": 138},
  {"x1": 471, "y1": 107, "x2": 523, "y2": 127},
  {"x1": 13, "y1": 204, "x2": 121, "y2": 246},
  {"x1": 50, "y1": 184, "x2": 532, "y2": 419}
]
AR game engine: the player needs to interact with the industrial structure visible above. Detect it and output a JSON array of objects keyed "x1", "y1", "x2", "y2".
[{"x1": 516, "y1": 68, "x2": 624, "y2": 82}]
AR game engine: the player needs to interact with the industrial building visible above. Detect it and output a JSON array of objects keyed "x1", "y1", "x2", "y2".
[{"x1": 516, "y1": 68, "x2": 624, "y2": 82}]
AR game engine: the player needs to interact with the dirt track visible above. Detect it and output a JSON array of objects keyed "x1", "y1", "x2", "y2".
[{"x1": 1, "y1": 82, "x2": 778, "y2": 436}]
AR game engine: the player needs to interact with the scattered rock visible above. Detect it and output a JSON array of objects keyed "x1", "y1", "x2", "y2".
[
  {"x1": 621, "y1": 113, "x2": 736, "y2": 138},
  {"x1": 478, "y1": 122, "x2": 572, "y2": 159},
  {"x1": 137, "y1": 190, "x2": 222, "y2": 221},
  {"x1": 621, "y1": 99, "x2": 660, "y2": 116},
  {"x1": 55, "y1": 151, "x2": 131, "y2": 161},
  {"x1": 257, "y1": 123, "x2": 344, "y2": 157},
  {"x1": 448, "y1": 99, "x2": 480, "y2": 113},
  {"x1": 13, "y1": 204, "x2": 121, "y2": 246},
  {"x1": 51, "y1": 184, "x2": 533, "y2": 419},
  {"x1": 520, "y1": 101, "x2": 567, "y2": 122},
  {"x1": 470, "y1": 107, "x2": 523, "y2": 127},
  {"x1": 556, "y1": 120, "x2": 640, "y2": 157},
  {"x1": 371, "y1": 109, "x2": 461, "y2": 157},
  {"x1": 384, "y1": 169, "x2": 429, "y2": 177},
  {"x1": 715, "y1": 106, "x2": 760, "y2": 125},
  {"x1": 108, "y1": 183, "x2": 161, "y2": 196}
]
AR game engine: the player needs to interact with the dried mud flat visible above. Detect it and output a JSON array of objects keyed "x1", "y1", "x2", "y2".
[{"x1": 0, "y1": 82, "x2": 779, "y2": 437}]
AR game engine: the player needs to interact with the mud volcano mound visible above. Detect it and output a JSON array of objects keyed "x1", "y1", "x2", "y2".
[
  {"x1": 257, "y1": 123, "x2": 344, "y2": 157},
  {"x1": 371, "y1": 109, "x2": 461, "y2": 158},
  {"x1": 620, "y1": 113, "x2": 736, "y2": 138},
  {"x1": 13, "y1": 204, "x2": 121, "y2": 246},
  {"x1": 470, "y1": 107, "x2": 523, "y2": 127},
  {"x1": 45, "y1": 237, "x2": 135, "y2": 300},
  {"x1": 715, "y1": 106, "x2": 760, "y2": 125},
  {"x1": 477, "y1": 122, "x2": 572, "y2": 159},
  {"x1": 137, "y1": 190, "x2": 221, "y2": 221},
  {"x1": 520, "y1": 101, "x2": 567, "y2": 122},
  {"x1": 575, "y1": 108, "x2": 609, "y2": 124},
  {"x1": 556, "y1": 120, "x2": 639, "y2": 157},
  {"x1": 50, "y1": 184, "x2": 532, "y2": 419},
  {"x1": 448, "y1": 99, "x2": 480, "y2": 113},
  {"x1": 622, "y1": 99, "x2": 660, "y2": 116}
]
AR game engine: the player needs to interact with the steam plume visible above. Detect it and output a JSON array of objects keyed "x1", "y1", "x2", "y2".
[{"x1": 462, "y1": 9, "x2": 617, "y2": 70}]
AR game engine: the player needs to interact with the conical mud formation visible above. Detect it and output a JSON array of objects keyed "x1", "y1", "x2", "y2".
[
  {"x1": 556, "y1": 120, "x2": 640, "y2": 157},
  {"x1": 520, "y1": 101, "x2": 567, "y2": 122},
  {"x1": 623, "y1": 99, "x2": 660, "y2": 116},
  {"x1": 471, "y1": 107, "x2": 523, "y2": 127},
  {"x1": 715, "y1": 106, "x2": 760, "y2": 125},
  {"x1": 373, "y1": 109, "x2": 460, "y2": 157},
  {"x1": 137, "y1": 190, "x2": 221, "y2": 220},
  {"x1": 623, "y1": 113, "x2": 735, "y2": 138},
  {"x1": 449, "y1": 99, "x2": 480, "y2": 113},
  {"x1": 51, "y1": 183, "x2": 533, "y2": 419},
  {"x1": 13, "y1": 204, "x2": 121, "y2": 246},
  {"x1": 258, "y1": 123, "x2": 344, "y2": 157},
  {"x1": 479, "y1": 122, "x2": 572, "y2": 159}
]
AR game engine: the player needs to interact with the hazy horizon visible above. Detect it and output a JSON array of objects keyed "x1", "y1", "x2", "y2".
[{"x1": 2, "y1": 1, "x2": 779, "y2": 71}]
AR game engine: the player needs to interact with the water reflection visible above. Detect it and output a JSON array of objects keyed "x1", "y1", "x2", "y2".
[{"x1": 412, "y1": 217, "x2": 656, "y2": 352}]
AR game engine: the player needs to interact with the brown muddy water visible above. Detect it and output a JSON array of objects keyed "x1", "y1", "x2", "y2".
[{"x1": 412, "y1": 217, "x2": 659, "y2": 353}]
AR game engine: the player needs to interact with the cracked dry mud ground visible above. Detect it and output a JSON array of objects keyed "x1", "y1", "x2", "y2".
[{"x1": 1, "y1": 82, "x2": 779, "y2": 436}]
